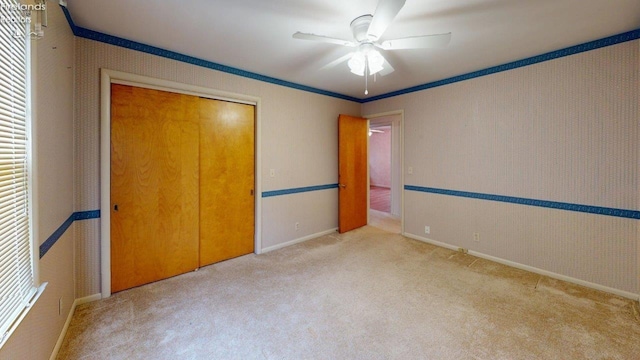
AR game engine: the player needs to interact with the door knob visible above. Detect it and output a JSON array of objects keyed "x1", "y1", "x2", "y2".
[{"x1": 114, "y1": 204, "x2": 119, "y2": 211}]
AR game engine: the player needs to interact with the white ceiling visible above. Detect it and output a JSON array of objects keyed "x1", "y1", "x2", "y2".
[{"x1": 65, "y1": 0, "x2": 640, "y2": 100}]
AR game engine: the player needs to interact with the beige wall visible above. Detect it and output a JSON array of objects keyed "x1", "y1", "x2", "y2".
[
  {"x1": 0, "y1": 2, "x2": 76, "y2": 359},
  {"x1": 74, "y1": 38, "x2": 360, "y2": 298},
  {"x1": 363, "y1": 40, "x2": 639, "y2": 295}
]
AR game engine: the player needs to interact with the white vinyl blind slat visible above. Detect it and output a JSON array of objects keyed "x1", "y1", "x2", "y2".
[
  {"x1": 0, "y1": 201, "x2": 27, "y2": 219},
  {"x1": 0, "y1": 181, "x2": 26, "y2": 191},
  {"x1": 0, "y1": 296, "x2": 21, "y2": 327},
  {"x1": 0, "y1": 74, "x2": 27, "y2": 91},
  {"x1": 0, "y1": 178, "x2": 24, "y2": 188},
  {"x1": 0, "y1": 0, "x2": 34, "y2": 346},
  {"x1": 0, "y1": 44, "x2": 25, "y2": 65},
  {"x1": 0, "y1": 193, "x2": 27, "y2": 203},
  {"x1": 0, "y1": 180, "x2": 27, "y2": 192},
  {"x1": 0, "y1": 92, "x2": 26, "y2": 110},
  {"x1": 0, "y1": 147, "x2": 27, "y2": 154},
  {"x1": 0, "y1": 267, "x2": 21, "y2": 297},
  {"x1": 0, "y1": 110, "x2": 27, "y2": 121},
  {"x1": 0, "y1": 82, "x2": 26, "y2": 101},
  {"x1": 0, "y1": 139, "x2": 26, "y2": 146},
  {"x1": 0, "y1": 108, "x2": 27, "y2": 121},
  {"x1": 0, "y1": 247, "x2": 13, "y2": 268},
  {"x1": 0, "y1": 97, "x2": 25, "y2": 113},
  {"x1": 0, "y1": 200, "x2": 28, "y2": 219},
  {"x1": 0, "y1": 64, "x2": 27, "y2": 81},
  {"x1": 0, "y1": 190, "x2": 26, "y2": 202}
]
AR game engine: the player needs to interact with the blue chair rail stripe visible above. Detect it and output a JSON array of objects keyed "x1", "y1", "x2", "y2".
[
  {"x1": 405, "y1": 185, "x2": 640, "y2": 220},
  {"x1": 39, "y1": 214, "x2": 75, "y2": 259},
  {"x1": 40, "y1": 183, "x2": 335, "y2": 259},
  {"x1": 40, "y1": 210, "x2": 101, "y2": 259},
  {"x1": 262, "y1": 183, "x2": 339, "y2": 198},
  {"x1": 74, "y1": 209, "x2": 101, "y2": 221}
]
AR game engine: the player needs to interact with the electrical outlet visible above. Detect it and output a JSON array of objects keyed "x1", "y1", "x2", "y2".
[
  {"x1": 269, "y1": 169, "x2": 275, "y2": 177},
  {"x1": 408, "y1": 166, "x2": 413, "y2": 175},
  {"x1": 424, "y1": 226, "x2": 430, "y2": 234},
  {"x1": 473, "y1": 233, "x2": 480, "y2": 242},
  {"x1": 295, "y1": 222, "x2": 300, "y2": 231}
]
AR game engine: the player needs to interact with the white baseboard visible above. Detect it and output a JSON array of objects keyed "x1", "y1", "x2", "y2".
[
  {"x1": 49, "y1": 293, "x2": 102, "y2": 360},
  {"x1": 74, "y1": 293, "x2": 102, "y2": 306},
  {"x1": 261, "y1": 228, "x2": 338, "y2": 253},
  {"x1": 403, "y1": 232, "x2": 640, "y2": 301},
  {"x1": 403, "y1": 233, "x2": 462, "y2": 253}
]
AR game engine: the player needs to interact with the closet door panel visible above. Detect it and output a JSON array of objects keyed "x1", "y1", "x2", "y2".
[
  {"x1": 111, "y1": 84, "x2": 199, "y2": 293},
  {"x1": 199, "y1": 98, "x2": 255, "y2": 266}
]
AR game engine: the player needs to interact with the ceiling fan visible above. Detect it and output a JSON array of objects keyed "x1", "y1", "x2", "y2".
[{"x1": 292, "y1": 0, "x2": 451, "y2": 93}]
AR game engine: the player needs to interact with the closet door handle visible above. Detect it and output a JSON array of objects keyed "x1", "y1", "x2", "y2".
[{"x1": 114, "y1": 204, "x2": 119, "y2": 212}]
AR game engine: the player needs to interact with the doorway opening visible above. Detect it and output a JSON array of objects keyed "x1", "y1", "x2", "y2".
[
  {"x1": 369, "y1": 125, "x2": 391, "y2": 213},
  {"x1": 368, "y1": 114, "x2": 402, "y2": 233}
]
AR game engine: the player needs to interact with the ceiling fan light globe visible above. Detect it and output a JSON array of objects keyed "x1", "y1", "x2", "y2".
[
  {"x1": 350, "y1": 67, "x2": 365, "y2": 76},
  {"x1": 348, "y1": 52, "x2": 366, "y2": 76},
  {"x1": 368, "y1": 63, "x2": 384, "y2": 76},
  {"x1": 367, "y1": 49, "x2": 385, "y2": 75}
]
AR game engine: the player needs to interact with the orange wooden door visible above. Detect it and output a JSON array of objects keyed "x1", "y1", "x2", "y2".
[
  {"x1": 338, "y1": 114, "x2": 368, "y2": 233},
  {"x1": 199, "y1": 98, "x2": 255, "y2": 267},
  {"x1": 110, "y1": 84, "x2": 200, "y2": 293}
]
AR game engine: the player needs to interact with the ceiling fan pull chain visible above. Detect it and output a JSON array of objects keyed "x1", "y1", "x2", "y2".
[{"x1": 365, "y1": 62, "x2": 369, "y2": 95}]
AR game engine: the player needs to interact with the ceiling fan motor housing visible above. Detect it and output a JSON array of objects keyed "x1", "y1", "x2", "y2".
[{"x1": 350, "y1": 14, "x2": 374, "y2": 42}]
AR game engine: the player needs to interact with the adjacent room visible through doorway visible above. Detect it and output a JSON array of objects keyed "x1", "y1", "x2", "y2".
[
  {"x1": 369, "y1": 125, "x2": 391, "y2": 213},
  {"x1": 368, "y1": 117, "x2": 401, "y2": 234}
]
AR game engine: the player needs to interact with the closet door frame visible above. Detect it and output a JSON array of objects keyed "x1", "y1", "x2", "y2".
[{"x1": 99, "y1": 69, "x2": 262, "y2": 299}]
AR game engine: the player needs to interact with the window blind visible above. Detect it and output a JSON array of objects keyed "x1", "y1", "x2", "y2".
[{"x1": 0, "y1": 0, "x2": 35, "y2": 345}]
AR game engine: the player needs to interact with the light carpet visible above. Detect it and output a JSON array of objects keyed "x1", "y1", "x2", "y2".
[{"x1": 58, "y1": 226, "x2": 640, "y2": 359}]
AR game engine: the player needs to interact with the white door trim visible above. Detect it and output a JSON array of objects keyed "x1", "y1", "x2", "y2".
[
  {"x1": 364, "y1": 109, "x2": 404, "y2": 233},
  {"x1": 100, "y1": 69, "x2": 263, "y2": 298}
]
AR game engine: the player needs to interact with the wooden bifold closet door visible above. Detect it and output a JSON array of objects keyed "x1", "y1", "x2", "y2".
[{"x1": 110, "y1": 84, "x2": 255, "y2": 293}]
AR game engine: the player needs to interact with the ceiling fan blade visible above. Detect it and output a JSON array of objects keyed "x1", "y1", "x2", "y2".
[
  {"x1": 320, "y1": 52, "x2": 354, "y2": 70},
  {"x1": 380, "y1": 32, "x2": 452, "y2": 50},
  {"x1": 293, "y1": 32, "x2": 356, "y2": 47},
  {"x1": 366, "y1": 0, "x2": 406, "y2": 41}
]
